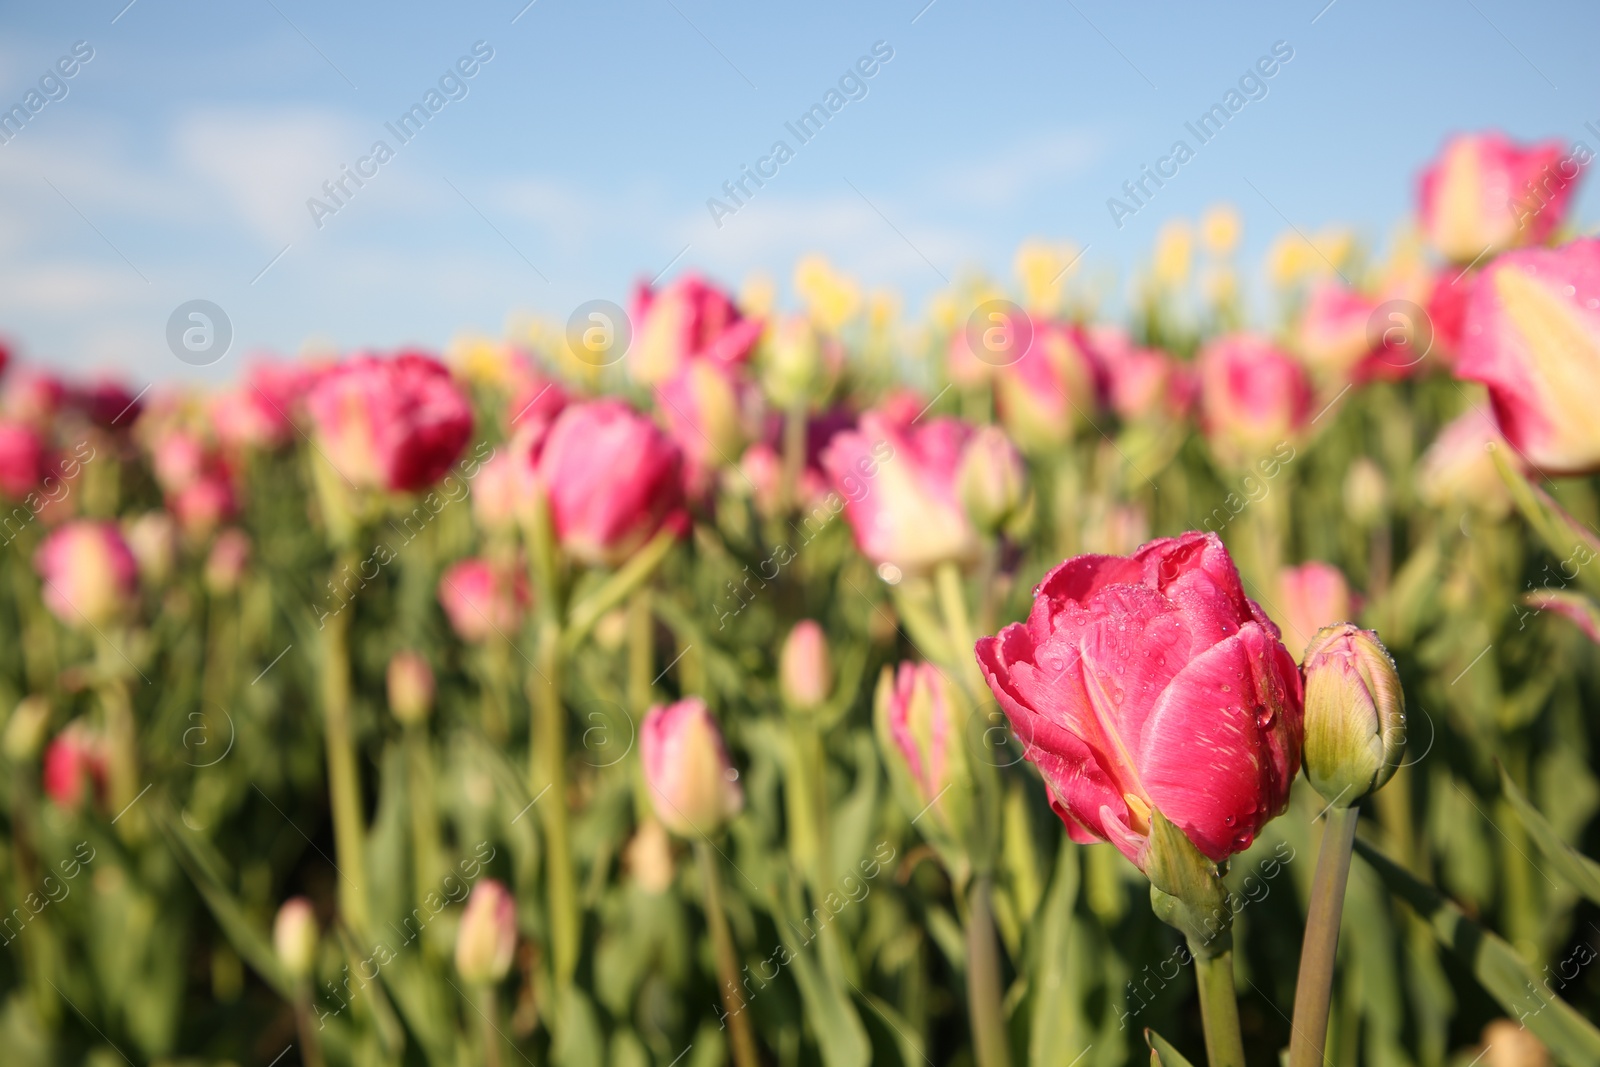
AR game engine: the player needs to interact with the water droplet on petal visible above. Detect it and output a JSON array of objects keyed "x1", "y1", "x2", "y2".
[
  {"x1": 1220, "y1": 684, "x2": 1231, "y2": 693},
  {"x1": 1223, "y1": 814, "x2": 1237, "y2": 827},
  {"x1": 724, "y1": 768, "x2": 740, "y2": 781}
]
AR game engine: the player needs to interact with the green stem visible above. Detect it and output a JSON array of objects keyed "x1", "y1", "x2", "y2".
[
  {"x1": 779, "y1": 401, "x2": 808, "y2": 516},
  {"x1": 1192, "y1": 948, "x2": 1246, "y2": 1067},
  {"x1": 319, "y1": 566, "x2": 370, "y2": 938},
  {"x1": 477, "y1": 984, "x2": 504, "y2": 1067},
  {"x1": 1289, "y1": 804, "x2": 1359, "y2": 1067},
  {"x1": 695, "y1": 839, "x2": 762, "y2": 1067},
  {"x1": 294, "y1": 994, "x2": 328, "y2": 1067},
  {"x1": 627, "y1": 590, "x2": 654, "y2": 714},
  {"x1": 964, "y1": 875, "x2": 1012, "y2": 1067},
  {"x1": 562, "y1": 527, "x2": 678, "y2": 652},
  {"x1": 404, "y1": 726, "x2": 443, "y2": 912},
  {"x1": 934, "y1": 561, "x2": 984, "y2": 695},
  {"x1": 529, "y1": 620, "x2": 577, "y2": 989},
  {"x1": 783, "y1": 715, "x2": 827, "y2": 892}
]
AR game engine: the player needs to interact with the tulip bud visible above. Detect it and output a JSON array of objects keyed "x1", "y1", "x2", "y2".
[
  {"x1": 455, "y1": 879, "x2": 517, "y2": 984},
  {"x1": 41, "y1": 723, "x2": 107, "y2": 811},
  {"x1": 763, "y1": 315, "x2": 839, "y2": 409},
  {"x1": 4, "y1": 695, "x2": 52, "y2": 762},
  {"x1": 1342, "y1": 457, "x2": 1389, "y2": 528},
  {"x1": 204, "y1": 528, "x2": 251, "y2": 595},
  {"x1": 640, "y1": 698, "x2": 744, "y2": 837},
  {"x1": 273, "y1": 897, "x2": 320, "y2": 981},
  {"x1": 1277, "y1": 562, "x2": 1357, "y2": 663},
  {"x1": 1301, "y1": 625, "x2": 1405, "y2": 807},
  {"x1": 624, "y1": 819, "x2": 676, "y2": 894},
  {"x1": 0, "y1": 420, "x2": 47, "y2": 500},
  {"x1": 874, "y1": 662, "x2": 975, "y2": 872},
  {"x1": 779, "y1": 620, "x2": 833, "y2": 712},
  {"x1": 438, "y1": 558, "x2": 531, "y2": 644},
  {"x1": 34, "y1": 521, "x2": 138, "y2": 630},
  {"x1": 124, "y1": 511, "x2": 178, "y2": 588},
  {"x1": 957, "y1": 426, "x2": 1028, "y2": 535},
  {"x1": 387, "y1": 651, "x2": 435, "y2": 725}
]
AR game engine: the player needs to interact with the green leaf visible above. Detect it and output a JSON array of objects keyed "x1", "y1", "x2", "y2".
[
  {"x1": 1144, "y1": 1027, "x2": 1198, "y2": 1067},
  {"x1": 1029, "y1": 846, "x2": 1091, "y2": 1067},
  {"x1": 1499, "y1": 765, "x2": 1600, "y2": 904},
  {"x1": 154, "y1": 805, "x2": 290, "y2": 999},
  {"x1": 1491, "y1": 449, "x2": 1600, "y2": 599},
  {"x1": 1355, "y1": 837, "x2": 1600, "y2": 1066}
]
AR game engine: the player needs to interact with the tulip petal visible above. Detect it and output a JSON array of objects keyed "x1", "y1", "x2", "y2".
[{"x1": 1137, "y1": 623, "x2": 1303, "y2": 862}]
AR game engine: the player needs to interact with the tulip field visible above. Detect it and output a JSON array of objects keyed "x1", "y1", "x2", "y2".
[{"x1": 5, "y1": 130, "x2": 1600, "y2": 1067}]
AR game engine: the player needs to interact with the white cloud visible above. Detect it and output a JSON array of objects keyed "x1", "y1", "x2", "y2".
[
  {"x1": 172, "y1": 107, "x2": 356, "y2": 246},
  {"x1": 927, "y1": 129, "x2": 1103, "y2": 207}
]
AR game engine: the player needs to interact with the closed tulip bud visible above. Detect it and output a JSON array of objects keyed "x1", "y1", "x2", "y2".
[
  {"x1": 34, "y1": 521, "x2": 138, "y2": 629},
  {"x1": 1342, "y1": 457, "x2": 1389, "y2": 527},
  {"x1": 471, "y1": 451, "x2": 521, "y2": 534},
  {"x1": 656, "y1": 357, "x2": 752, "y2": 495},
  {"x1": 455, "y1": 879, "x2": 517, "y2": 984},
  {"x1": 42, "y1": 723, "x2": 107, "y2": 811},
  {"x1": 4, "y1": 695, "x2": 52, "y2": 762},
  {"x1": 273, "y1": 897, "x2": 319, "y2": 981},
  {"x1": 640, "y1": 698, "x2": 744, "y2": 837},
  {"x1": 779, "y1": 620, "x2": 832, "y2": 711},
  {"x1": 874, "y1": 662, "x2": 975, "y2": 868},
  {"x1": 1301, "y1": 625, "x2": 1404, "y2": 807},
  {"x1": 624, "y1": 819, "x2": 677, "y2": 894},
  {"x1": 1417, "y1": 408, "x2": 1514, "y2": 518},
  {"x1": 387, "y1": 651, "x2": 435, "y2": 725},
  {"x1": 124, "y1": 511, "x2": 178, "y2": 589},
  {"x1": 204, "y1": 528, "x2": 251, "y2": 595},
  {"x1": 993, "y1": 322, "x2": 1101, "y2": 455},
  {"x1": 957, "y1": 426, "x2": 1028, "y2": 535},
  {"x1": 763, "y1": 315, "x2": 839, "y2": 409}
]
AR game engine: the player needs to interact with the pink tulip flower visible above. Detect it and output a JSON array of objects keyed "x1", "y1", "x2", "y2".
[
  {"x1": 821, "y1": 410, "x2": 979, "y2": 574},
  {"x1": 438, "y1": 557, "x2": 530, "y2": 643},
  {"x1": 976, "y1": 532, "x2": 1305, "y2": 869},
  {"x1": 1456, "y1": 238, "x2": 1600, "y2": 473},
  {"x1": 534, "y1": 399, "x2": 687, "y2": 566},
  {"x1": 0, "y1": 420, "x2": 46, "y2": 499},
  {"x1": 629, "y1": 273, "x2": 764, "y2": 385},
  {"x1": 306, "y1": 352, "x2": 473, "y2": 492},
  {"x1": 1277, "y1": 561, "x2": 1358, "y2": 661},
  {"x1": 1419, "y1": 132, "x2": 1579, "y2": 263},
  {"x1": 1197, "y1": 334, "x2": 1313, "y2": 467},
  {"x1": 34, "y1": 520, "x2": 139, "y2": 628}
]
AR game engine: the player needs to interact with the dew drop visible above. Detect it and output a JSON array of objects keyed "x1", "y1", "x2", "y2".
[
  {"x1": 1112, "y1": 687, "x2": 1125, "y2": 705},
  {"x1": 1223, "y1": 814, "x2": 1237, "y2": 827},
  {"x1": 1564, "y1": 284, "x2": 1577, "y2": 296},
  {"x1": 1255, "y1": 704, "x2": 1275, "y2": 728},
  {"x1": 1220, "y1": 684, "x2": 1231, "y2": 693},
  {"x1": 1233, "y1": 832, "x2": 1253, "y2": 850},
  {"x1": 724, "y1": 768, "x2": 740, "y2": 782}
]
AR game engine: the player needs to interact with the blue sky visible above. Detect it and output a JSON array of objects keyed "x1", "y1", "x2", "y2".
[{"x1": 1, "y1": 0, "x2": 1597, "y2": 383}]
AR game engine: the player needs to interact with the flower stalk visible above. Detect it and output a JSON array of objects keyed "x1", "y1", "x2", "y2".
[
  {"x1": 696, "y1": 839, "x2": 761, "y2": 1067},
  {"x1": 1288, "y1": 803, "x2": 1359, "y2": 1067}
]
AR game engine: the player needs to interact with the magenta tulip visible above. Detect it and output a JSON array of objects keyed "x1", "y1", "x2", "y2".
[
  {"x1": 0, "y1": 420, "x2": 46, "y2": 499},
  {"x1": 993, "y1": 321, "x2": 1102, "y2": 454},
  {"x1": 534, "y1": 399, "x2": 687, "y2": 566},
  {"x1": 1456, "y1": 238, "x2": 1600, "y2": 473},
  {"x1": 306, "y1": 352, "x2": 473, "y2": 492},
  {"x1": 976, "y1": 532, "x2": 1304, "y2": 868},
  {"x1": 1197, "y1": 333, "x2": 1313, "y2": 467}
]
